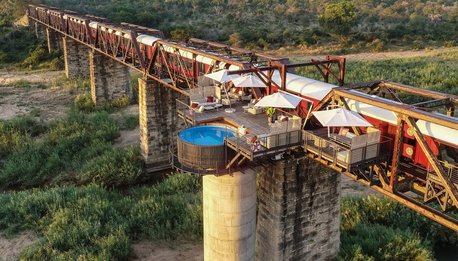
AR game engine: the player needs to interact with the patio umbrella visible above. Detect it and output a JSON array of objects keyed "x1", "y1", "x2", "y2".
[
  {"x1": 231, "y1": 74, "x2": 266, "y2": 88},
  {"x1": 254, "y1": 91, "x2": 303, "y2": 109},
  {"x1": 312, "y1": 108, "x2": 372, "y2": 127},
  {"x1": 204, "y1": 69, "x2": 238, "y2": 83}
]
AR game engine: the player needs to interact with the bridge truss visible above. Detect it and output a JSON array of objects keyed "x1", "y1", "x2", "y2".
[{"x1": 27, "y1": 4, "x2": 458, "y2": 231}]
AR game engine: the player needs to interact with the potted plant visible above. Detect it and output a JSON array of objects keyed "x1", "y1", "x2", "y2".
[{"x1": 265, "y1": 107, "x2": 276, "y2": 123}]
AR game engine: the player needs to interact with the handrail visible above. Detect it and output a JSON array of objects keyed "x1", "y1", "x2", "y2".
[{"x1": 176, "y1": 99, "x2": 196, "y2": 125}]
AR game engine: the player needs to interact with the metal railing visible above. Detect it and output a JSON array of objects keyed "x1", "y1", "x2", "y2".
[
  {"x1": 303, "y1": 130, "x2": 391, "y2": 171},
  {"x1": 225, "y1": 129, "x2": 303, "y2": 160},
  {"x1": 427, "y1": 160, "x2": 458, "y2": 185},
  {"x1": 176, "y1": 99, "x2": 196, "y2": 125}
]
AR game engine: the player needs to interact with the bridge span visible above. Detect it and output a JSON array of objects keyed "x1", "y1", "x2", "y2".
[{"x1": 27, "y1": 4, "x2": 458, "y2": 261}]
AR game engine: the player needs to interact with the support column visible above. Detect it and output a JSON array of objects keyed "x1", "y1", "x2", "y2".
[
  {"x1": 46, "y1": 28, "x2": 62, "y2": 53},
  {"x1": 89, "y1": 51, "x2": 132, "y2": 104},
  {"x1": 139, "y1": 78, "x2": 181, "y2": 172},
  {"x1": 34, "y1": 22, "x2": 45, "y2": 39},
  {"x1": 63, "y1": 36, "x2": 89, "y2": 79},
  {"x1": 256, "y1": 156, "x2": 341, "y2": 261},
  {"x1": 203, "y1": 170, "x2": 257, "y2": 261}
]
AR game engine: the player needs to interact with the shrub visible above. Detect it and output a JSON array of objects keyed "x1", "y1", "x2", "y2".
[
  {"x1": 80, "y1": 147, "x2": 143, "y2": 188},
  {"x1": 339, "y1": 223, "x2": 433, "y2": 261},
  {"x1": 109, "y1": 95, "x2": 130, "y2": 109},
  {"x1": 74, "y1": 93, "x2": 95, "y2": 112},
  {"x1": 0, "y1": 116, "x2": 46, "y2": 158},
  {"x1": 0, "y1": 174, "x2": 202, "y2": 259},
  {"x1": 0, "y1": 111, "x2": 120, "y2": 189}
]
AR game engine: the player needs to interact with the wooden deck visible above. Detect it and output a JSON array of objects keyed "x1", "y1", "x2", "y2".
[{"x1": 179, "y1": 102, "x2": 270, "y2": 135}]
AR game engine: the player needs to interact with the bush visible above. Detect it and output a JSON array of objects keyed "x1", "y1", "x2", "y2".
[
  {"x1": 0, "y1": 116, "x2": 46, "y2": 158},
  {"x1": 21, "y1": 45, "x2": 62, "y2": 70},
  {"x1": 74, "y1": 93, "x2": 95, "y2": 112},
  {"x1": 0, "y1": 111, "x2": 120, "y2": 189},
  {"x1": 80, "y1": 147, "x2": 143, "y2": 188},
  {"x1": 339, "y1": 223, "x2": 433, "y2": 261},
  {"x1": 341, "y1": 196, "x2": 458, "y2": 257},
  {"x1": 0, "y1": 174, "x2": 202, "y2": 259}
]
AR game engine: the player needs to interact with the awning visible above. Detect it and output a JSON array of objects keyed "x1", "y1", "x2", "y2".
[
  {"x1": 254, "y1": 92, "x2": 304, "y2": 109},
  {"x1": 232, "y1": 74, "x2": 266, "y2": 88},
  {"x1": 204, "y1": 69, "x2": 238, "y2": 83},
  {"x1": 312, "y1": 108, "x2": 372, "y2": 127}
]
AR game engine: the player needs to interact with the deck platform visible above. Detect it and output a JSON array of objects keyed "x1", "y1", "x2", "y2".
[{"x1": 178, "y1": 102, "x2": 270, "y2": 135}]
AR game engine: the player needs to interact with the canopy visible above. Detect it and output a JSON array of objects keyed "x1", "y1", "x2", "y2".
[
  {"x1": 312, "y1": 108, "x2": 372, "y2": 127},
  {"x1": 254, "y1": 92, "x2": 303, "y2": 109},
  {"x1": 204, "y1": 69, "x2": 238, "y2": 83},
  {"x1": 232, "y1": 74, "x2": 266, "y2": 88}
]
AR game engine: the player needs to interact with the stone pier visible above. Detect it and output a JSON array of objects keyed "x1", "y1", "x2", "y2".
[
  {"x1": 256, "y1": 155, "x2": 341, "y2": 260},
  {"x1": 63, "y1": 36, "x2": 89, "y2": 79},
  {"x1": 34, "y1": 22, "x2": 45, "y2": 39},
  {"x1": 139, "y1": 78, "x2": 181, "y2": 172},
  {"x1": 46, "y1": 28, "x2": 61, "y2": 53},
  {"x1": 203, "y1": 170, "x2": 257, "y2": 261},
  {"x1": 89, "y1": 51, "x2": 132, "y2": 104}
]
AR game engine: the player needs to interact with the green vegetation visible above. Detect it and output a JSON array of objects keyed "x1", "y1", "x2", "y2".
[
  {"x1": 340, "y1": 196, "x2": 458, "y2": 260},
  {"x1": 39, "y1": 0, "x2": 457, "y2": 51},
  {"x1": 298, "y1": 49, "x2": 458, "y2": 103},
  {"x1": 0, "y1": 108, "x2": 144, "y2": 190},
  {"x1": 0, "y1": 174, "x2": 202, "y2": 260}
]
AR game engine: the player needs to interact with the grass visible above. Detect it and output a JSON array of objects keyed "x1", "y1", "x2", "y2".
[
  {"x1": 0, "y1": 174, "x2": 202, "y2": 260},
  {"x1": 0, "y1": 108, "x2": 145, "y2": 190},
  {"x1": 297, "y1": 49, "x2": 458, "y2": 101}
]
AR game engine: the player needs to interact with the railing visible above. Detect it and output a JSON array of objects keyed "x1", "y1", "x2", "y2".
[
  {"x1": 176, "y1": 99, "x2": 196, "y2": 125},
  {"x1": 225, "y1": 129, "x2": 303, "y2": 160},
  {"x1": 427, "y1": 160, "x2": 458, "y2": 185},
  {"x1": 303, "y1": 130, "x2": 391, "y2": 171}
]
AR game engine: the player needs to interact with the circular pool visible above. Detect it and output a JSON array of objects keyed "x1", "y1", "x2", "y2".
[{"x1": 177, "y1": 126, "x2": 235, "y2": 171}]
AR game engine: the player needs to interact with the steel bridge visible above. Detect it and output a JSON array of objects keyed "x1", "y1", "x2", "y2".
[{"x1": 27, "y1": 4, "x2": 458, "y2": 232}]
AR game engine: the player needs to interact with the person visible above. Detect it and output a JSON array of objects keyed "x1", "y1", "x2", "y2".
[{"x1": 250, "y1": 135, "x2": 262, "y2": 152}]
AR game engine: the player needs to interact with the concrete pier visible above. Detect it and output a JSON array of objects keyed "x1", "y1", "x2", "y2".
[
  {"x1": 63, "y1": 36, "x2": 89, "y2": 79},
  {"x1": 89, "y1": 51, "x2": 132, "y2": 104},
  {"x1": 139, "y1": 78, "x2": 181, "y2": 172},
  {"x1": 203, "y1": 170, "x2": 257, "y2": 261},
  {"x1": 256, "y1": 156, "x2": 341, "y2": 260}
]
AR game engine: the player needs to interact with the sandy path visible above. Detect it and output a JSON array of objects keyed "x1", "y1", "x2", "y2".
[
  {"x1": 0, "y1": 232, "x2": 37, "y2": 261},
  {"x1": 279, "y1": 47, "x2": 458, "y2": 62},
  {"x1": 131, "y1": 241, "x2": 203, "y2": 261}
]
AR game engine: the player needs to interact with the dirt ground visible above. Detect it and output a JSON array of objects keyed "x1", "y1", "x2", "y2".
[
  {"x1": 0, "y1": 232, "x2": 37, "y2": 261},
  {"x1": 131, "y1": 241, "x2": 203, "y2": 261},
  {"x1": 282, "y1": 46, "x2": 458, "y2": 62},
  {"x1": 0, "y1": 70, "x2": 75, "y2": 121}
]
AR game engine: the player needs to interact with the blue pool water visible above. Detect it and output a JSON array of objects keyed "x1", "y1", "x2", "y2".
[{"x1": 179, "y1": 126, "x2": 235, "y2": 146}]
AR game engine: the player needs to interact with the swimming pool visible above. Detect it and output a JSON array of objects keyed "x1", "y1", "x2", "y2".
[
  {"x1": 178, "y1": 125, "x2": 235, "y2": 146},
  {"x1": 177, "y1": 125, "x2": 235, "y2": 171}
]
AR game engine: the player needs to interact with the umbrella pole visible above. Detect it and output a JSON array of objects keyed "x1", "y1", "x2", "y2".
[{"x1": 224, "y1": 83, "x2": 232, "y2": 109}]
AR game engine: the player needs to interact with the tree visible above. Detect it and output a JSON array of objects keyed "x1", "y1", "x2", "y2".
[{"x1": 319, "y1": 1, "x2": 358, "y2": 39}]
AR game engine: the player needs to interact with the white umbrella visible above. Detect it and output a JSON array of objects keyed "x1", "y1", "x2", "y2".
[
  {"x1": 204, "y1": 69, "x2": 238, "y2": 83},
  {"x1": 231, "y1": 74, "x2": 266, "y2": 88},
  {"x1": 312, "y1": 108, "x2": 372, "y2": 127},
  {"x1": 254, "y1": 92, "x2": 303, "y2": 109}
]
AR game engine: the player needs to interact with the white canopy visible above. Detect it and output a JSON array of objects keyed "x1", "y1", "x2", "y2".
[
  {"x1": 204, "y1": 69, "x2": 238, "y2": 83},
  {"x1": 232, "y1": 74, "x2": 266, "y2": 88},
  {"x1": 255, "y1": 92, "x2": 303, "y2": 109},
  {"x1": 312, "y1": 108, "x2": 372, "y2": 127}
]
